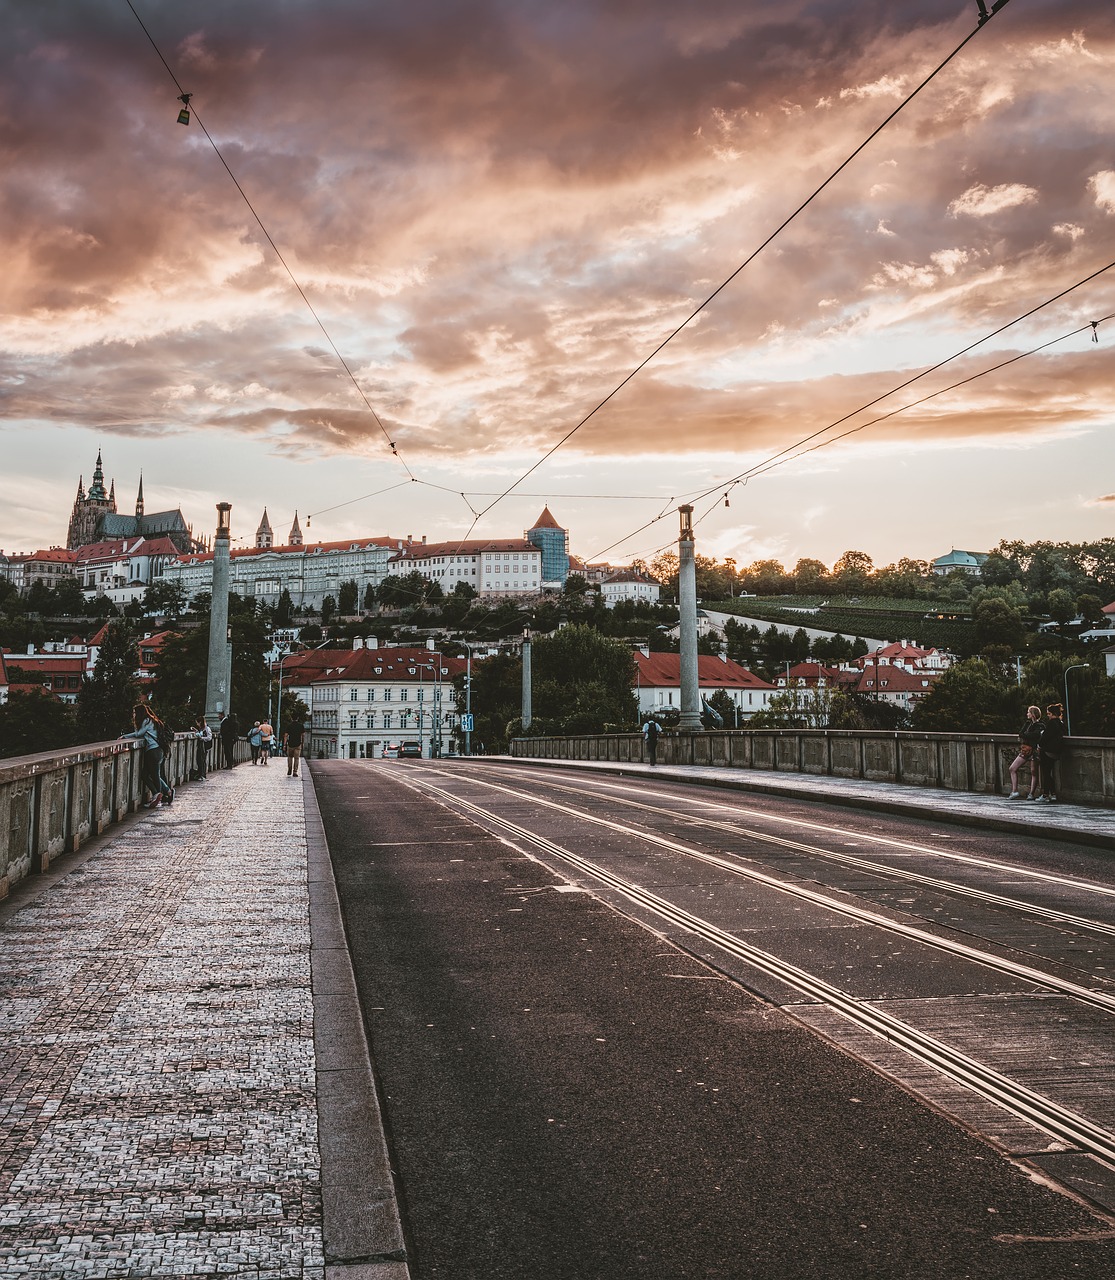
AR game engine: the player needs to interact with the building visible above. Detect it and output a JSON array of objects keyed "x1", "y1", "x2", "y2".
[
  {"x1": 3, "y1": 549, "x2": 76, "y2": 594},
  {"x1": 931, "y1": 550, "x2": 988, "y2": 577},
  {"x1": 307, "y1": 645, "x2": 467, "y2": 759},
  {"x1": 0, "y1": 647, "x2": 89, "y2": 703},
  {"x1": 525, "y1": 508, "x2": 570, "y2": 589},
  {"x1": 72, "y1": 535, "x2": 180, "y2": 605},
  {"x1": 163, "y1": 533, "x2": 400, "y2": 612},
  {"x1": 67, "y1": 453, "x2": 202, "y2": 555},
  {"x1": 387, "y1": 538, "x2": 543, "y2": 598},
  {"x1": 600, "y1": 569, "x2": 660, "y2": 609},
  {"x1": 633, "y1": 650, "x2": 777, "y2": 722}
]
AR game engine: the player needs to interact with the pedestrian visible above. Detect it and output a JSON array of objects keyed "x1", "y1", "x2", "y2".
[
  {"x1": 219, "y1": 712, "x2": 238, "y2": 769},
  {"x1": 247, "y1": 721, "x2": 263, "y2": 764},
  {"x1": 1038, "y1": 702, "x2": 1066, "y2": 803},
  {"x1": 284, "y1": 719, "x2": 305, "y2": 777},
  {"x1": 121, "y1": 702, "x2": 173, "y2": 809},
  {"x1": 643, "y1": 716, "x2": 662, "y2": 766},
  {"x1": 1007, "y1": 705, "x2": 1042, "y2": 799},
  {"x1": 258, "y1": 719, "x2": 274, "y2": 766},
  {"x1": 195, "y1": 716, "x2": 213, "y2": 781}
]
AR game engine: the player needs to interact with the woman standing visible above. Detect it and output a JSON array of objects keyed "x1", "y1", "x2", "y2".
[
  {"x1": 1038, "y1": 703, "x2": 1067, "y2": 803},
  {"x1": 122, "y1": 702, "x2": 173, "y2": 809},
  {"x1": 1007, "y1": 705, "x2": 1042, "y2": 799},
  {"x1": 247, "y1": 721, "x2": 263, "y2": 765}
]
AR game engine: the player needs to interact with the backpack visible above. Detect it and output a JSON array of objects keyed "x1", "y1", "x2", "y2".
[{"x1": 156, "y1": 721, "x2": 175, "y2": 754}]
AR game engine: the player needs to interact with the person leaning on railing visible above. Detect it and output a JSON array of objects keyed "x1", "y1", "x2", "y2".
[{"x1": 120, "y1": 702, "x2": 173, "y2": 809}]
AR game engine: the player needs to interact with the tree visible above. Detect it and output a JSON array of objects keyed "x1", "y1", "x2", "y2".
[
  {"x1": 832, "y1": 550, "x2": 873, "y2": 595},
  {"x1": 912, "y1": 660, "x2": 1016, "y2": 733},
  {"x1": 143, "y1": 579, "x2": 187, "y2": 617},
  {"x1": 321, "y1": 595, "x2": 337, "y2": 626},
  {"x1": 76, "y1": 621, "x2": 139, "y2": 743},
  {"x1": 362, "y1": 582, "x2": 377, "y2": 611},
  {"x1": 275, "y1": 588, "x2": 295, "y2": 627},
  {"x1": 532, "y1": 625, "x2": 638, "y2": 733},
  {"x1": 973, "y1": 597, "x2": 1024, "y2": 658},
  {"x1": 1046, "y1": 588, "x2": 1076, "y2": 626},
  {"x1": 338, "y1": 579, "x2": 359, "y2": 616},
  {"x1": 0, "y1": 689, "x2": 81, "y2": 760},
  {"x1": 792, "y1": 558, "x2": 829, "y2": 595}
]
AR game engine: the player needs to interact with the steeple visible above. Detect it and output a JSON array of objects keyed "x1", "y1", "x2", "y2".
[
  {"x1": 135, "y1": 472, "x2": 145, "y2": 518},
  {"x1": 108, "y1": 477, "x2": 116, "y2": 507},
  {"x1": 288, "y1": 511, "x2": 304, "y2": 547},
  {"x1": 88, "y1": 450, "x2": 107, "y2": 501},
  {"x1": 255, "y1": 508, "x2": 274, "y2": 549},
  {"x1": 76, "y1": 476, "x2": 85, "y2": 501}
]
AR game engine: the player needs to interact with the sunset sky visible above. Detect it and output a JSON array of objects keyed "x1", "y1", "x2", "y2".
[{"x1": 2, "y1": 0, "x2": 1113, "y2": 572}]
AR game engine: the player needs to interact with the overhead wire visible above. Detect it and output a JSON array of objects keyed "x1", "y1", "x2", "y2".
[
  {"x1": 123, "y1": 0, "x2": 415, "y2": 479},
  {"x1": 467, "y1": 1, "x2": 1015, "y2": 528}
]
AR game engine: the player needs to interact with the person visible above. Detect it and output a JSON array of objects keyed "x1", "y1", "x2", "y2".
[
  {"x1": 1038, "y1": 703, "x2": 1067, "y2": 803},
  {"x1": 247, "y1": 721, "x2": 263, "y2": 765},
  {"x1": 643, "y1": 716, "x2": 662, "y2": 766},
  {"x1": 195, "y1": 716, "x2": 213, "y2": 781},
  {"x1": 258, "y1": 719, "x2": 274, "y2": 765},
  {"x1": 1007, "y1": 705, "x2": 1042, "y2": 799},
  {"x1": 219, "y1": 712, "x2": 238, "y2": 769},
  {"x1": 121, "y1": 702, "x2": 173, "y2": 809},
  {"x1": 284, "y1": 718, "x2": 305, "y2": 777}
]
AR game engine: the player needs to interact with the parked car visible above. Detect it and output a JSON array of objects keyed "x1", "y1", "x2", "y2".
[
  {"x1": 399, "y1": 740, "x2": 422, "y2": 759},
  {"x1": 381, "y1": 743, "x2": 400, "y2": 758}
]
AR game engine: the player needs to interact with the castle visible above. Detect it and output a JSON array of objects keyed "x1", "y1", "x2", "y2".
[{"x1": 66, "y1": 451, "x2": 204, "y2": 555}]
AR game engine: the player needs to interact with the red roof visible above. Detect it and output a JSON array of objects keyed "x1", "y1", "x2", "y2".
[
  {"x1": 854, "y1": 668, "x2": 940, "y2": 694},
  {"x1": 310, "y1": 647, "x2": 467, "y2": 684},
  {"x1": 529, "y1": 507, "x2": 563, "y2": 531},
  {"x1": 783, "y1": 662, "x2": 842, "y2": 684},
  {"x1": 634, "y1": 652, "x2": 775, "y2": 690}
]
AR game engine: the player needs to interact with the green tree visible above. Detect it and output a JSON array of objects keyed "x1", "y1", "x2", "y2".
[
  {"x1": 275, "y1": 588, "x2": 295, "y2": 627},
  {"x1": 338, "y1": 579, "x2": 359, "y2": 616},
  {"x1": 532, "y1": 625, "x2": 637, "y2": 733},
  {"x1": 973, "y1": 597, "x2": 1024, "y2": 658},
  {"x1": 912, "y1": 660, "x2": 1016, "y2": 732},
  {"x1": 143, "y1": 579, "x2": 187, "y2": 617},
  {"x1": 0, "y1": 689, "x2": 81, "y2": 760},
  {"x1": 321, "y1": 595, "x2": 337, "y2": 626},
  {"x1": 792, "y1": 558, "x2": 829, "y2": 595},
  {"x1": 76, "y1": 621, "x2": 139, "y2": 742},
  {"x1": 832, "y1": 550, "x2": 873, "y2": 596}
]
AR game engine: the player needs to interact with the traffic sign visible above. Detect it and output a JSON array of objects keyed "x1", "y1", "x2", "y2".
[{"x1": 461, "y1": 713, "x2": 474, "y2": 732}]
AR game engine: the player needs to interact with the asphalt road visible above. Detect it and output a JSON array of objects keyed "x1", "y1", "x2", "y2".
[{"x1": 312, "y1": 760, "x2": 1115, "y2": 1280}]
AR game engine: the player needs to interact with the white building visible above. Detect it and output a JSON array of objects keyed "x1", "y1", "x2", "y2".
[
  {"x1": 634, "y1": 650, "x2": 777, "y2": 722},
  {"x1": 73, "y1": 535, "x2": 180, "y2": 605},
  {"x1": 388, "y1": 538, "x2": 543, "y2": 598},
  {"x1": 307, "y1": 645, "x2": 467, "y2": 759},
  {"x1": 601, "y1": 570, "x2": 661, "y2": 609}
]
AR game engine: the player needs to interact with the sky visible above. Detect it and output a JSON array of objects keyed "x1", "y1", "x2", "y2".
[{"x1": 2, "y1": 0, "x2": 1114, "y2": 572}]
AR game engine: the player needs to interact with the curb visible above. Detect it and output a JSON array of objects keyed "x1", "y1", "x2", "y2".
[{"x1": 303, "y1": 765, "x2": 412, "y2": 1280}]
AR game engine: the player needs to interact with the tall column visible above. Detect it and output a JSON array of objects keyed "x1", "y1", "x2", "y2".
[
  {"x1": 677, "y1": 505, "x2": 703, "y2": 732},
  {"x1": 205, "y1": 503, "x2": 232, "y2": 728},
  {"x1": 521, "y1": 628, "x2": 532, "y2": 731}
]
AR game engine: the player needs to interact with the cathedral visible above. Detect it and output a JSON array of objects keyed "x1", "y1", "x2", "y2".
[{"x1": 66, "y1": 451, "x2": 205, "y2": 555}]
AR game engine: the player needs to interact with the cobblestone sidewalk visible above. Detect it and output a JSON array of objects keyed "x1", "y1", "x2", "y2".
[{"x1": 0, "y1": 766, "x2": 324, "y2": 1279}]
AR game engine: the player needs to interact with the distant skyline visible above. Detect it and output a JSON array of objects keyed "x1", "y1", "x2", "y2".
[{"x1": 2, "y1": 1, "x2": 1113, "y2": 569}]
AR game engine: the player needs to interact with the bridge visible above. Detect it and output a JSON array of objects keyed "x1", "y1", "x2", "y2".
[{"x1": 0, "y1": 741, "x2": 1113, "y2": 1278}]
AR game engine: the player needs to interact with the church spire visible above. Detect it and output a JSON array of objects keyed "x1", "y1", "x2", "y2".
[
  {"x1": 135, "y1": 472, "x2": 145, "y2": 518},
  {"x1": 88, "y1": 449, "x2": 107, "y2": 501},
  {"x1": 256, "y1": 508, "x2": 274, "y2": 549},
  {"x1": 288, "y1": 510, "x2": 303, "y2": 547}
]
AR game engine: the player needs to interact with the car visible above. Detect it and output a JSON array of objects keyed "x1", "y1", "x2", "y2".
[
  {"x1": 381, "y1": 743, "x2": 400, "y2": 759},
  {"x1": 398, "y1": 740, "x2": 422, "y2": 759}
]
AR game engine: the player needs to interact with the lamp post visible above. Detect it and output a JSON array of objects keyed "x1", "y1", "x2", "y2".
[
  {"x1": 676, "y1": 505, "x2": 703, "y2": 732},
  {"x1": 1064, "y1": 664, "x2": 1088, "y2": 737},
  {"x1": 204, "y1": 503, "x2": 232, "y2": 729},
  {"x1": 521, "y1": 627, "x2": 532, "y2": 732},
  {"x1": 416, "y1": 657, "x2": 444, "y2": 757},
  {"x1": 461, "y1": 641, "x2": 474, "y2": 756}
]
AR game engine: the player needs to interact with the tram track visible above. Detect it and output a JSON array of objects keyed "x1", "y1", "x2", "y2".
[
  {"x1": 395, "y1": 767, "x2": 1115, "y2": 1171},
  {"x1": 466, "y1": 764, "x2": 1115, "y2": 940},
  {"x1": 411, "y1": 765, "x2": 1115, "y2": 1013}
]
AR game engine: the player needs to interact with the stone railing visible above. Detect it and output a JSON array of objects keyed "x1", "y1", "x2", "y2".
[
  {"x1": 0, "y1": 734, "x2": 248, "y2": 899},
  {"x1": 510, "y1": 729, "x2": 1115, "y2": 809}
]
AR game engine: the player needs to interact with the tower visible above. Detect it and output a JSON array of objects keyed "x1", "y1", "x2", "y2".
[
  {"x1": 255, "y1": 508, "x2": 273, "y2": 549},
  {"x1": 67, "y1": 450, "x2": 118, "y2": 549},
  {"x1": 526, "y1": 506, "x2": 570, "y2": 587},
  {"x1": 288, "y1": 511, "x2": 304, "y2": 547},
  {"x1": 135, "y1": 473, "x2": 145, "y2": 518}
]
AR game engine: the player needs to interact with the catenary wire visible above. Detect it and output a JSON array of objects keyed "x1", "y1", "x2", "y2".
[
  {"x1": 467, "y1": 2, "x2": 1015, "y2": 528},
  {"x1": 123, "y1": 0, "x2": 415, "y2": 479}
]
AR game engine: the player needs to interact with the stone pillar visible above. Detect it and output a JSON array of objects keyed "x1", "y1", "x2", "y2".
[
  {"x1": 677, "y1": 505, "x2": 703, "y2": 733},
  {"x1": 521, "y1": 629, "x2": 532, "y2": 731},
  {"x1": 205, "y1": 503, "x2": 232, "y2": 728}
]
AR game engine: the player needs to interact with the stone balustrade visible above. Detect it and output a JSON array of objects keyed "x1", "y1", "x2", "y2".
[
  {"x1": 0, "y1": 735, "x2": 247, "y2": 899},
  {"x1": 510, "y1": 729, "x2": 1115, "y2": 809}
]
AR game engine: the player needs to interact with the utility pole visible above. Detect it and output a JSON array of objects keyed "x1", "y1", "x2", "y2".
[
  {"x1": 676, "y1": 505, "x2": 703, "y2": 732},
  {"x1": 204, "y1": 503, "x2": 232, "y2": 729},
  {"x1": 521, "y1": 627, "x2": 532, "y2": 731}
]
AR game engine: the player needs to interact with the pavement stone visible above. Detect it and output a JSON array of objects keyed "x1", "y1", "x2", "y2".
[{"x1": 0, "y1": 766, "x2": 334, "y2": 1280}]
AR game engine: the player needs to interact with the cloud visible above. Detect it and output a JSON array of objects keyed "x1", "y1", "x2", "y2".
[
  {"x1": 1089, "y1": 170, "x2": 1115, "y2": 212},
  {"x1": 1089, "y1": 493, "x2": 1115, "y2": 505},
  {"x1": 948, "y1": 183, "x2": 1040, "y2": 218}
]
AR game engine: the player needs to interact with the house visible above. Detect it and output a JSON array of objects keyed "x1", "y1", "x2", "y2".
[
  {"x1": 72, "y1": 535, "x2": 181, "y2": 605},
  {"x1": 850, "y1": 641, "x2": 951, "y2": 674},
  {"x1": 931, "y1": 550, "x2": 987, "y2": 577},
  {"x1": 388, "y1": 538, "x2": 543, "y2": 599},
  {"x1": 776, "y1": 662, "x2": 844, "y2": 689},
  {"x1": 0, "y1": 649, "x2": 88, "y2": 703},
  {"x1": 4, "y1": 548, "x2": 77, "y2": 593},
  {"x1": 850, "y1": 665, "x2": 940, "y2": 711},
  {"x1": 307, "y1": 646, "x2": 467, "y2": 759},
  {"x1": 633, "y1": 650, "x2": 777, "y2": 722},
  {"x1": 601, "y1": 570, "x2": 661, "y2": 609}
]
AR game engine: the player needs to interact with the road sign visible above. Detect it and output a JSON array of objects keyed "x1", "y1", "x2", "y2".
[{"x1": 461, "y1": 713, "x2": 474, "y2": 733}]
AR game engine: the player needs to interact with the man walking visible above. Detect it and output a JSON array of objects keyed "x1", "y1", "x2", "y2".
[
  {"x1": 643, "y1": 716, "x2": 662, "y2": 766},
  {"x1": 284, "y1": 719, "x2": 306, "y2": 778}
]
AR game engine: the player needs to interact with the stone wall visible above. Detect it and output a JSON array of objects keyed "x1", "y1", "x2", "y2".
[
  {"x1": 510, "y1": 729, "x2": 1115, "y2": 808},
  {"x1": 0, "y1": 735, "x2": 248, "y2": 899}
]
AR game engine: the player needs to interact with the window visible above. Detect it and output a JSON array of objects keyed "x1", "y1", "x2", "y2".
[
  {"x1": 350, "y1": 688, "x2": 358, "y2": 701},
  {"x1": 367, "y1": 689, "x2": 375, "y2": 701},
  {"x1": 401, "y1": 689, "x2": 408, "y2": 701},
  {"x1": 383, "y1": 689, "x2": 392, "y2": 701},
  {"x1": 350, "y1": 714, "x2": 359, "y2": 729}
]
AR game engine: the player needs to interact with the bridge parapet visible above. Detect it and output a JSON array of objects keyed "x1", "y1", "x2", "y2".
[
  {"x1": 0, "y1": 735, "x2": 247, "y2": 898},
  {"x1": 510, "y1": 729, "x2": 1115, "y2": 809}
]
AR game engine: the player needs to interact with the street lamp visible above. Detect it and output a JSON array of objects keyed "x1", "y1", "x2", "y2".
[
  {"x1": 1064, "y1": 664, "x2": 1088, "y2": 737},
  {"x1": 460, "y1": 641, "x2": 474, "y2": 756},
  {"x1": 416, "y1": 655, "x2": 445, "y2": 757}
]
